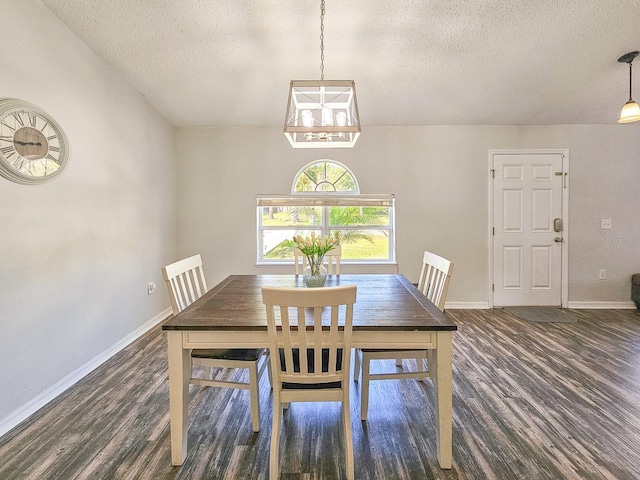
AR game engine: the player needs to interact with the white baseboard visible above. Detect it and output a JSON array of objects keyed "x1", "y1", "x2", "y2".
[
  {"x1": 445, "y1": 301, "x2": 491, "y2": 309},
  {"x1": 445, "y1": 301, "x2": 637, "y2": 310},
  {"x1": 0, "y1": 307, "x2": 172, "y2": 439},
  {"x1": 567, "y1": 301, "x2": 637, "y2": 309}
]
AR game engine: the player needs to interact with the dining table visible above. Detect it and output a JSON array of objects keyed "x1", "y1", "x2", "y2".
[{"x1": 162, "y1": 274, "x2": 457, "y2": 469}]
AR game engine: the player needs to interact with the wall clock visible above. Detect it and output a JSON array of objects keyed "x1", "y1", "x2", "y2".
[{"x1": 0, "y1": 98, "x2": 69, "y2": 185}]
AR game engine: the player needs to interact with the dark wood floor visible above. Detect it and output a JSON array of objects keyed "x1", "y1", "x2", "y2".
[{"x1": 1, "y1": 308, "x2": 639, "y2": 479}]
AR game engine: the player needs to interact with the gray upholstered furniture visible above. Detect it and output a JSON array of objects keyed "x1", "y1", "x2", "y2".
[{"x1": 632, "y1": 274, "x2": 640, "y2": 312}]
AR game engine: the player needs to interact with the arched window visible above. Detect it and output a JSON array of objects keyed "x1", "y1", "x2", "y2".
[
  {"x1": 257, "y1": 161, "x2": 395, "y2": 264},
  {"x1": 292, "y1": 160, "x2": 359, "y2": 193}
]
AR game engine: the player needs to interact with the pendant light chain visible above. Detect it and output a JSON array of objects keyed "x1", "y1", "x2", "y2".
[{"x1": 320, "y1": 0, "x2": 325, "y2": 81}]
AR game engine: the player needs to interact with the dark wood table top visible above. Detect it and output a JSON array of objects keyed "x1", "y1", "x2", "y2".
[{"x1": 162, "y1": 274, "x2": 457, "y2": 332}]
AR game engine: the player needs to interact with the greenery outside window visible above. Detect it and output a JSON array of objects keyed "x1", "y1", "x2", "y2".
[{"x1": 257, "y1": 161, "x2": 395, "y2": 263}]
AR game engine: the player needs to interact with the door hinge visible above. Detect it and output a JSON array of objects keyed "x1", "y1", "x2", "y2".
[
  {"x1": 492, "y1": 227, "x2": 495, "y2": 235},
  {"x1": 490, "y1": 169, "x2": 495, "y2": 179},
  {"x1": 492, "y1": 283, "x2": 494, "y2": 291}
]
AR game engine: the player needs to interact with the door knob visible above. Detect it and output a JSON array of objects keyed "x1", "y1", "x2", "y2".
[{"x1": 554, "y1": 237, "x2": 563, "y2": 243}]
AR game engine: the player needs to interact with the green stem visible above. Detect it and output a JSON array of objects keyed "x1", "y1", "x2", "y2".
[{"x1": 307, "y1": 254, "x2": 324, "y2": 276}]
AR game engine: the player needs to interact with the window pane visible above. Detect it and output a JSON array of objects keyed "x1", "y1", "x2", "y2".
[
  {"x1": 262, "y1": 229, "x2": 321, "y2": 259},
  {"x1": 329, "y1": 206, "x2": 389, "y2": 226},
  {"x1": 333, "y1": 171, "x2": 357, "y2": 191},
  {"x1": 261, "y1": 206, "x2": 322, "y2": 226},
  {"x1": 331, "y1": 229, "x2": 390, "y2": 259}
]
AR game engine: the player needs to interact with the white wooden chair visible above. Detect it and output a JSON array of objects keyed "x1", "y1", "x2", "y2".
[
  {"x1": 262, "y1": 285, "x2": 357, "y2": 480},
  {"x1": 162, "y1": 254, "x2": 270, "y2": 432},
  {"x1": 293, "y1": 245, "x2": 341, "y2": 275},
  {"x1": 354, "y1": 250, "x2": 454, "y2": 421}
]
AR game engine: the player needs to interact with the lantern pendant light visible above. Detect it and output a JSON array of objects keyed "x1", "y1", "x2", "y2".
[{"x1": 283, "y1": 0, "x2": 361, "y2": 148}]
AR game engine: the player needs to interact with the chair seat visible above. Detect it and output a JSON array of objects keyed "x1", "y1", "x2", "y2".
[
  {"x1": 283, "y1": 381, "x2": 342, "y2": 390},
  {"x1": 192, "y1": 348, "x2": 265, "y2": 362},
  {"x1": 360, "y1": 348, "x2": 426, "y2": 353},
  {"x1": 279, "y1": 348, "x2": 343, "y2": 389}
]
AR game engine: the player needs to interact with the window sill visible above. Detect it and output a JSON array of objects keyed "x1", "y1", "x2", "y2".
[{"x1": 255, "y1": 262, "x2": 399, "y2": 275}]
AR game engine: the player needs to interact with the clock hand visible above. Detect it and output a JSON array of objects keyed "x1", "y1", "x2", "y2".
[{"x1": 13, "y1": 140, "x2": 42, "y2": 146}]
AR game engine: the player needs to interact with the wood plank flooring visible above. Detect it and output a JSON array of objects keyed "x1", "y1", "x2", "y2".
[{"x1": 1, "y1": 308, "x2": 639, "y2": 479}]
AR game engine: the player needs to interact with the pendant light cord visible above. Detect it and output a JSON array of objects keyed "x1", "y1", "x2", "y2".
[
  {"x1": 320, "y1": 0, "x2": 325, "y2": 81},
  {"x1": 629, "y1": 61, "x2": 634, "y2": 101}
]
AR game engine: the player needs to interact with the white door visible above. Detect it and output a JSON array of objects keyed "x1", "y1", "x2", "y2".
[{"x1": 491, "y1": 151, "x2": 567, "y2": 306}]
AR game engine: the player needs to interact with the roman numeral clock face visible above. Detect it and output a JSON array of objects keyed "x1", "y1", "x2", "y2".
[{"x1": 0, "y1": 99, "x2": 69, "y2": 184}]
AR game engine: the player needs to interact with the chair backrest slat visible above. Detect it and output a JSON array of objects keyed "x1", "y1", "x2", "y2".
[
  {"x1": 327, "y1": 302, "x2": 340, "y2": 375},
  {"x1": 325, "y1": 246, "x2": 341, "y2": 275},
  {"x1": 293, "y1": 245, "x2": 342, "y2": 276},
  {"x1": 280, "y1": 305, "x2": 296, "y2": 376},
  {"x1": 417, "y1": 251, "x2": 454, "y2": 312},
  {"x1": 262, "y1": 285, "x2": 357, "y2": 385},
  {"x1": 162, "y1": 254, "x2": 208, "y2": 315}
]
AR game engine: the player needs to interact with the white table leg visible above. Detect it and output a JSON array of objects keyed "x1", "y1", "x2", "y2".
[
  {"x1": 432, "y1": 331, "x2": 453, "y2": 469},
  {"x1": 167, "y1": 331, "x2": 191, "y2": 465}
]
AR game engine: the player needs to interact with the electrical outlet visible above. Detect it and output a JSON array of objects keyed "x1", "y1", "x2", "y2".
[
  {"x1": 148, "y1": 282, "x2": 156, "y2": 295},
  {"x1": 601, "y1": 219, "x2": 612, "y2": 229},
  {"x1": 599, "y1": 269, "x2": 606, "y2": 280}
]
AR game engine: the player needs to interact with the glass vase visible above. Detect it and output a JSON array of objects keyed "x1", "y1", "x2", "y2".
[{"x1": 303, "y1": 255, "x2": 327, "y2": 287}]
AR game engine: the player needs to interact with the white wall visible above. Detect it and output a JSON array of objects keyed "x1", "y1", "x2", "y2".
[
  {"x1": 0, "y1": 0, "x2": 176, "y2": 432},
  {"x1": 176, "y1": 125, "x2": 640, "y2": 307}
]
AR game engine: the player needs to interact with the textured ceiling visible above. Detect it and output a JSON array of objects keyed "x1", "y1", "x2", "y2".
[{"x1": 42, "y1": 0, "x2": 640, "y2": 127}]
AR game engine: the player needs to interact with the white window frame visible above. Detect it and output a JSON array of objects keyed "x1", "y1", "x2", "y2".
[
  {"x1": 256, "y1": 194, "x2": 396, "y2": 264},
  {"x1": 257, "y1": 160, "x2": 395, "y2": 265}
]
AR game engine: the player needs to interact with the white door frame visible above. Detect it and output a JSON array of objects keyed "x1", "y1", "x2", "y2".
[{"x1": 488, "y1": 149, "x2": 569, "y2": 308}]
